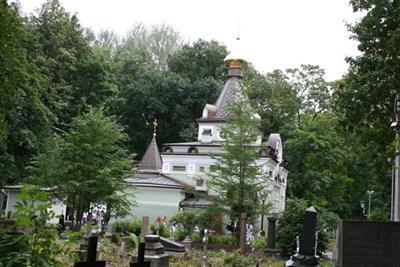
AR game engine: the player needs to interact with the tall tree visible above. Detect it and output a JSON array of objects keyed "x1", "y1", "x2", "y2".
[
  {"x1": 29, "y1": 0, "x2": 116, "y2": 128},
  {"x1": 0, "y1": 1, "x2": 51, "y2": 185},
  {"x1": 28, "y1": 108, "x2": 130, "y2": 224},
  {"x1": 209, "y1": 85, "x2": 265, "y2": 223},
  {"x1": 333, "y1": 0, "x2": 400, "y2": 217},
  {"x1": 117, "y1": 22, "x2": 183, "y2": 70}
]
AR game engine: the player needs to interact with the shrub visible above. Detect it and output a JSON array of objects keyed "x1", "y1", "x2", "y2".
[
  {"x1": 150, "y1": 222, "x2": 170, "y2": 238},
  {"x1": 209, "y1": 234, "x2": 237, "y2": 246},
  {"x1": 276, "y1": 198, "x2": 331, "y2": 256},
  {"x1": 0, "y1": 185, "x2": 76, "y2": 266},
  {"x1": 174, "y1": 228, "x2": 188, "y2": 241},
  {"x1": 213, "y1": 250, "x2": 254, "y2": 267},
  {"x1": 249, "y1": 235, "x2": 267, "y2": 248},
  {"x1": 112, "y1": 219, "x2": 141, "y2": 235}
]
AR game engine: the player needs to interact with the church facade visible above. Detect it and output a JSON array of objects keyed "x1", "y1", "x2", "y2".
[{"x1": 125, "y1": 44, "x2": 288, "y2": 229}]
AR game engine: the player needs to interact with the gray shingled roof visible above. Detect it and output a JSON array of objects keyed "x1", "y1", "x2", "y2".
[
  {"x1": 125, "y1": 173, "x2": 185, "y2": 189},
  {"x1": 138, "y1": 135, "x2": 163, "y2": 173},
  {"x1": 213, "y1": 77, "x2": 242, "y2": 119}
]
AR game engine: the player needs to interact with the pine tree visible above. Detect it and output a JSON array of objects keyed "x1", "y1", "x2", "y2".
[{"x1": 209, "y1": 84, "x2": 265, "y2": 223}]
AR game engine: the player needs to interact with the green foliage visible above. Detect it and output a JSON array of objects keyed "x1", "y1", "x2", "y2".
[
  {"x1": 173, "y1": 228, "x2": 188, "y2": 241},
  {"x1": 29, "y1": 108, "x2": 130, "y2": 223},
  {"x1": 209, "y1": 84, "x2": 265, "y2": 223},
  {"x1": 0, "y1": 185, "x2": 76, "y2": 266},
  {"x1": 213, "y1": 250, "x2": 254, "y2": 267},
  {"x1": 249, "y1": 235, "x2": 267, "y2": 249},
  {"x1": 150, "y1": 222, "x2": 170, "y2": 238},
  {"x1": 285, "y1": 113, "x2": 354, "y2": 214},
  {"x1": 112, "y1": 219, "x2": 142, "y2": 235},
  {"x1": 333, "y1": 0, "x2": 400, "y2": 219},
  {"x1": 276, "y1": 198, "x2": 331, "y2": 257},
  {"x1": 209, "y1": 235, "x2": 237, "y2": 246}
]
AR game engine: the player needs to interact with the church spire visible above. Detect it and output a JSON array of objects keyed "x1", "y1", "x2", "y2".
[
  {"x1": 138, "y1": 119, "x2": 162, "y2": 173},
  {"x1": 224, "y1": 36, "x2": 246, "y2": 76}
]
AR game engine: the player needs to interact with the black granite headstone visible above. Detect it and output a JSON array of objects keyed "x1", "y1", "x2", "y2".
[
  {"x1": 299, "y1": 206, "x2": 317, "y2": 256},
  {"x1": 285, "y1": 206, "x2": 319, "y2": 267},
  {"x1": 335, "y1": 220, "x2": 400, "y2": 267},
  {"x1": 267, "y1": 217, "x2": 277, "y2": 249}
]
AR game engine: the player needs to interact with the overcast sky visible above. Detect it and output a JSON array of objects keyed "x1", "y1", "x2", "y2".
[{"x1": 19, "y1": 0, "x2": 363, "y2": 81}]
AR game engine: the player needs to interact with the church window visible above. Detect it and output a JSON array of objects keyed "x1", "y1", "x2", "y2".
[
  {"x1": 196, "y1": 179, "x2": 204, "y2": 187},
  {"x1": 163, "y1": 146, "x2": 173, "y2": 153},
  {"x1": 172, "y1": 165, "x2": 186, "y2": 172},
  {"x1": 188, "y1": 147, "x2": 198, "y2": 153},
  {"x1": 210, "y1": 165, "x2": 217, "y2": 172}
]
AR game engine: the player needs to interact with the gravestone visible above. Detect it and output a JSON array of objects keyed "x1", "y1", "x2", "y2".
[
  {"x1": 334, "y1": 220, "x2": 400, "y2": 267},
  {"x1": 131, "y1": 235, "x2": 169, "y2": 267},
  {"x1": 285, "y1": 206, "x2": 319, "y2": 267},
  {"x1": 159, "y1": 236, "x2": 185, "y2": 253},
  {"x1": 267, "y1": 217, "x2": 277, "y2": 249},
  {"x1": 141, "y1": 216, "x2": 150, "y2": 238},
  {"x1": 130, "y1": 242, "x2": 150, "y2": 267},
  {"x1": 74, "y1": 235, "x2": 106, "y2": 267}
]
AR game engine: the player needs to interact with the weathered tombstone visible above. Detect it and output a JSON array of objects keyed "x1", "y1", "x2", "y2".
[
  {"x1": 159, "y1": 236, "x2": 185, "y2": 253},
  {"x1": 182, "y1": 235, "x2": 192, "y2": 251},
  {"x1": 131, "y1": 235, "x2": 169, "y2": 267},
  {"x1": 74, "y1": 235, "x2": 106, "y2": 267},
  {"x1": 334, "y1": 220, "x2": 400, "y2": 267},
  {"x1": 130, "y1": 242, "x2": 151, "y2": 267},
  {"x1": 285, "y1": 206, "x2": 320, "y2": 267},
  {"x1": 141, "y1": 216, "x2": 150, "y2": 238},
  {"x1": 240, "y1": 213, "x2": 247, "y2": 255}
]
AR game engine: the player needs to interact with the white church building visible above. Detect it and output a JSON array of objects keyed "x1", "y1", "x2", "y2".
[{"x1": 125, "y1": 42, "x2": 288, "y2": 230}]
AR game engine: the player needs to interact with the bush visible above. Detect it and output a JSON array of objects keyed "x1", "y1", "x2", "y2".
[
  {"x1": 213, "y1": 250, "x2": 254, "y2": 267},
  {"x1": 126, "y1": 233, "x2": 138, "y2": 251},
  {"x1": 276, "y1": 198, "x2": 331, "y2": 256},
  {"x1": 112, "y1": 219, "x2": 141, "y2": 235},
  {"x1": 249, "y1": 235, "x2": 267, "y2": 248},
  {"x1": 150, "y1": 222, "x2": 170, "y2": 238},
  {"x1": 174, "y1": 228, "x2": 188, "y2": 241},
  {"x1": 0, "y1": 185, "x2": 76, "y2": 266},
  {"x1": 209, "y1": 234, "x2": 237, "y2": 246}
]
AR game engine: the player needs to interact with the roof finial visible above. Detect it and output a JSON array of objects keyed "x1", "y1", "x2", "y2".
[{"x1": 153, "y1": 119, "x2": 158, "y2": 137}]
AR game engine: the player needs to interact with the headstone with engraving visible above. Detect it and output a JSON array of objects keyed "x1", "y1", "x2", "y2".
[
  {"x1": 334, "y1": 220, "x2": 400, "y2": 267},
  {"x1": 285, "y1": 206, "x2": 320, "y2": 267}
]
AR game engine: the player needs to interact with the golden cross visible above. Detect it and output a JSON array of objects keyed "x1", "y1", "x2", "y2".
[{"x1": 153, "y1": 119, "x2": 158, "y2": 136}]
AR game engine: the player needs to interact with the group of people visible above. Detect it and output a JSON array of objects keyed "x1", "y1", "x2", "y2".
[{"x1": 226, "y1": 219, "x2": 254, "y2": 243}]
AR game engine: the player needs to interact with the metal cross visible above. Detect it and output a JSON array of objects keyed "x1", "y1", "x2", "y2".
[{"x1": 153, "y1": 119, "x2": 158, "y2": 136}]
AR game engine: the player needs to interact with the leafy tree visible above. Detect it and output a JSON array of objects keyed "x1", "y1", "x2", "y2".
[
  {"x1": 247, "y1": 69, "x2": 299, "y2": 138},
  {"x1": 28, "y1": 108, "x2": 131, "y2": 225},
  {"x1": 0, "y1": 1, "x2": 52, "y2": 186},
  {"x1": 286, "y1": 64, "x2": 331, "y2": 127},
  {"x1": 28, "y1": 0, "x2": 116, "y2": 128},
  {"x1": 117, "y1": 22, "x2": 183, "y2": 70},
  {"x1": 209, "y1": 85, "x2": 265, "y2": 223},
  {"x1": 333, "y1": 0, "x2": 400, "y2": 217},
  {"x1": 285, "y1": 113, "x2": 353, "y2": 215}
]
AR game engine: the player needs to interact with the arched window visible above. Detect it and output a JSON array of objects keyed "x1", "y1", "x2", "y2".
[
  {"x1": 188, "y1": 147, "x2": 198, "y2": 154},
  {"x1": 163, "y1": 146, "x2": 173, "y2": 153}
]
